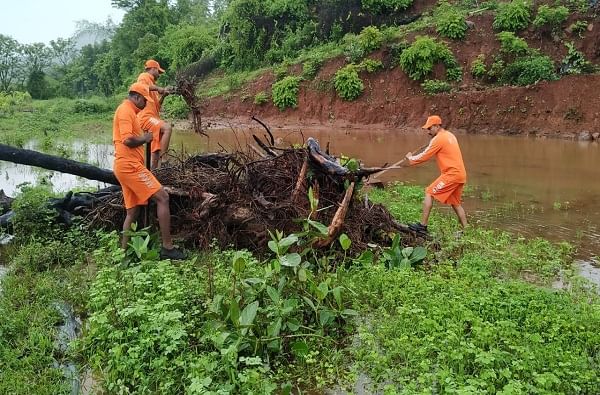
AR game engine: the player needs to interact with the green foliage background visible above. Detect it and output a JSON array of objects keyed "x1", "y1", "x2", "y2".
[{"x1": 0, "y1": 0, "x2": 596, "y2": 102}]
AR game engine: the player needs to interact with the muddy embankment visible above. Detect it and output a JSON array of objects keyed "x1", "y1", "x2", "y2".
[{"x1": 202, "y1": 10, "x2": 600, "y2": 140}]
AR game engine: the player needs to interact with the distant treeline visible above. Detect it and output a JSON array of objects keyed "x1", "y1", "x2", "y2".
[{"x1": 0, "y1": 0, "x2": 417, "y2": 98}]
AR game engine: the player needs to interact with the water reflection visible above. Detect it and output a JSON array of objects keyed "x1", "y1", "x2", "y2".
[
  {"x1": 0, "y1": 140, "x2": 113, "y2": 196},
  {"x1": 170, "y1": 128, "x2": 600, "y2": 258}
]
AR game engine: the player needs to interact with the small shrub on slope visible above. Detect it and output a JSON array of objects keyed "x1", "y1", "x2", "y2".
[
  {"x1": 399, "y1": 36, "x2": 461, "y2": 81},
  {"x1": 334, "y1": 64, "x2": 364, "y2": 101},
  {"x1": 436, "y1": 7, "x2": 468, "y2": 40},
  {"x1": 272, "y1": 76, "x2": 301, "y2": 110},
  {"x1": 493, "y1": 1, "x2": 532, "y2": 31}
]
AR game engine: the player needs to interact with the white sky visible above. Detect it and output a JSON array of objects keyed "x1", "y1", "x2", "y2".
[{"x1": 1, "y1": 0, "x2": 125, "y2": 44}]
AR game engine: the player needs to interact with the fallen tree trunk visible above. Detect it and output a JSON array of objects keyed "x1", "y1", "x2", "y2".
[
  {"x1": 0, "y1": 143, "x2": 118, "y2": 185},
  {"x1": 1, "y1": 134, "x2": 430, "y2": 252}
]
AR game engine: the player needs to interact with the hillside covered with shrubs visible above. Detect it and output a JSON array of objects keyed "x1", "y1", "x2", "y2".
[{"x1": 1, "y1": 0, "x2": 600, "y2": 135}]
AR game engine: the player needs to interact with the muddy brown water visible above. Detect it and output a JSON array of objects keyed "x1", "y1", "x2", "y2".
[{"x1": 1, "y1": 127, "x2": 599, "y2": 263}]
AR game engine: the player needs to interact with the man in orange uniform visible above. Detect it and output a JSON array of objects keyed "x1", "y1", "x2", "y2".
[
  {"x1": 113, "y1": 82, "x2": 185, "y2": 260},
  {"x1": 405, "y1": 115, "x2": 467, "y2": 233},
  {"x1": 137, "y1": 59, "x2": 173, "y2": 169}
]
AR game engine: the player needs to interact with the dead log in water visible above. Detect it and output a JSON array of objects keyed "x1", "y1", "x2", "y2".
[{"x1": 0, "y1": 143, "x2": 119, "y2": 185}]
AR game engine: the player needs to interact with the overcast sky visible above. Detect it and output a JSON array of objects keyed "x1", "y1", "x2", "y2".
[{"x1": 2, "y1": 0, "x2": 125, "y2": 44}]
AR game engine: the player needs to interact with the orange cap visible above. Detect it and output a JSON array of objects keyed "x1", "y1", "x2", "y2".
[
  {"x1": 128, "y1": 82, "x2": 151, "y2": 100},
  {"x1": 144, "y1": 59, "x2": 165, "y2": 73},
  {"x1": 422, "y1": 115, "x2": 442, "y2": 129}
]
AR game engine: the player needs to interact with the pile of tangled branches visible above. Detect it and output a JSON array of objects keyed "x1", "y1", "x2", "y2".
[{"x1": 86, "y1": 133, "x2": 421, "y2": 254}]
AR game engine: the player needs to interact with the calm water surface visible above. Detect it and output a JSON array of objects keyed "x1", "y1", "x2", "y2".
[{"x1": 1, "y1": 126, "x2": 599, "y2": 259}]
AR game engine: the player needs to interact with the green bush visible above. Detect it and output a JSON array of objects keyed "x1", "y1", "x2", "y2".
[
  {"x1": 493, "y1": 1, "x2": 532, "y2": 31},
  {"x1": 253, "y1": 91, "x2": 270, "y2": 105},
  {"x1": 11, "y1": 186, "x2": 57, "y2": 242},
  {"x1": 84, "y1": 226, "x2": 358, "y2": 393},
  {"x1": 421, "y1": 79, "x2": 452, "y2": 95},
  {"x1": 162, "y1": 95, "x2": 189, "y2": 119},
  {"x1": 471, "y1": 54, "x2": 488, "y2": 78},
  {"x1": 568, "y1": 20, "x2": 589, "y2": 38},
  {"x1": 218, "y1": 0, "x2": 313, "y2": 70},
  {"x1": 334, "y1": 64, "x2": 364, "y2": 101},
  {"x1": 560, "y1": 42, "x2": 596, "y2": 75},
  {"x1": 388, "y1": 41, "x2": 410, "y2": 67},
  {"x1": 497, "y1": 31, "x2": 530, "y2": 56},
  {"x1": 272, "y1": 76, "x2": 302, "y2": 110},
  {"x1": 445, "y1": 63, "x2": 463, "y2": 82},
  {"x1": 533, "y1": 5, "x2": 569, "y2": 31},
  {"x1": 361, "y1": 0, "x2": 414, "y2": 13},
  {"x1": 273, "y1": 62, "x2": 289, "y2": 81},
  {"x1": 487, "y1": 57, "x2": 506, "y2": 80},
  {"x1": 73, "y1": 97, "x2": 112, "y2": 114},
  {"x1": 264, "y1": 22, "x2": 318, "y2": 64},
  {"x1": 399, "y1": 36, "x2": 459, "y2": 81},
  {"x1": 436, "y1": 8, "x2": 468, "y2": 40},
  {"x1": 500, "y1": 54, "x2": 557, "y2": 85},
  {"x1": 343, "y1": 34, "x2": 366, "y2": 63},
  {"x1": 157, "y1": 24, "x2": 216, "y2": 71},
  {"x1": 566, "y1": 0, "x2": 592, "y2": 12},
  {"x1": 12, "y1": 239, "x2": 84, "y2": 272},
  {"x1": 0, "y1": 91, "x2": 32, "y2": 117},
  {"x1": 342, "y1": 26, "x2": 384, "y2": 63},
  {"x1": 302, "y1": 57, "x2": 323, "y2": 79},
  {"x1": 358, "y1": 26, "x2": 384, "y2": 52},
  {"x1": 358, "y1": 58, "x2": 384, "y2": 73}
]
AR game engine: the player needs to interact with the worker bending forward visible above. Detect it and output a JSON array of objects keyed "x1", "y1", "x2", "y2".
[
  {"x1": 112, "y1": 82, "x2": 185, "y2": 260},
  {"x1": 405, "y1": 115, "x2": 467, "y2": 233}
]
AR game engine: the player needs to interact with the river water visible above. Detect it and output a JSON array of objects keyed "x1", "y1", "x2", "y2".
[{"x1": 1, "y1": 126, "x2": 599, "y2": 260}]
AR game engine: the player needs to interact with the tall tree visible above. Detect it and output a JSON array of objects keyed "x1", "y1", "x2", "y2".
[
  {"x1": 174, "y1": 0, "x2": 211, "y2": 23},
  {"x1": 0, "y1": 35, "x2": 22, "y2": 92},
  {"x1": 49, "y1": 38, "x2": 78, "y2": 68},
  {"x1": 22, "y1": 43, "x2": 49, "y2": 74},
  {"x1": 64, "y1": 40, "x2": 111, "y2": 96},
  {"x1": 22, "y1": 43, "x2": 51, "y2": 98},
  {"x1": 27, "y1": 69, "x2": 48, "y2": 99},
  {"x1": 111, "y1": 0, "x2": 145, "y2": 10},
  {"x1": 210, "y1": 0, "x2": 230, "y2": 17},
  {"x1": 110, "y1": 0, "x2": 171, "y2": 79}
]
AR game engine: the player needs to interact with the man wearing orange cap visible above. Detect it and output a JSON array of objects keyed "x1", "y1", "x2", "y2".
[
  {"x1": 137, "y1": 59, "x2": 173, "y2": 169},
  {"x1": 112, "y1": 82, "x2": 185, "y2": 260},
  {"x1": 405, "y1": 115, "x2": 467, "y2": 233}
]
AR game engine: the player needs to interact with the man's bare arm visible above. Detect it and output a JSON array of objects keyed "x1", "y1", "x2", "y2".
[{"x1": 124, "y1": 132, "x2": 153, "y2": 147}]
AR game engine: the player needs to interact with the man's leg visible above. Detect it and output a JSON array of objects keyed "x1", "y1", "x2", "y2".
[
  {"x1": 122, "y1": 206, "x2": 140, "y2": 249},
  {"x1": 151, "y1": 151, "x2": 160, "y2": 169},
  {"x1": 420, "y1": 194, "x2": 434, "y2": 226},
  {"x1": 149, "y1": 123, "x2": 171, "y2": 169},
  {"x1": 451, "y1": 204, "x2": 468, "y2": 228},
  {"x1": 151, "y1": 187, "x2": 173, "y2": 249},
  {"x1": 159, "y1": 123, "x2": 172, "y2": 157},
  {"x1": 151, "y1": 188, "x2": 187, "y2": 260}
]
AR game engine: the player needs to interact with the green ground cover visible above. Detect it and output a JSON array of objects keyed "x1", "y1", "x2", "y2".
[
  {"x1": 0, "y1": 97, "x2": 114, "y2": 150},
  {"x1": 0, "y1": 183, "x2": 598, "y2": 394}
]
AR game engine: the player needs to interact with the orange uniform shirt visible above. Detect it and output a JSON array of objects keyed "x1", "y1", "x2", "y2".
[
  {"x1": 137, "y1": 72, "x2": 161, "y2": 118},
  {"x1": 112, "y1": 99, "x2": 161, "y2": 209},
  {"x1": 112, "y1": 100, "x2": 144, "y2": 164},
  {"x1": 408, "y1": 129, "x2": 467, "y2": 183},
  {"x1": 137, "y1": 72, "x2": 167, "y2": 152}
]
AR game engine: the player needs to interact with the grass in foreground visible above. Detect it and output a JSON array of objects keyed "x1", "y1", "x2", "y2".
[{"x1": 0, "y1": 184, "x2": 598, "y2": 394}]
